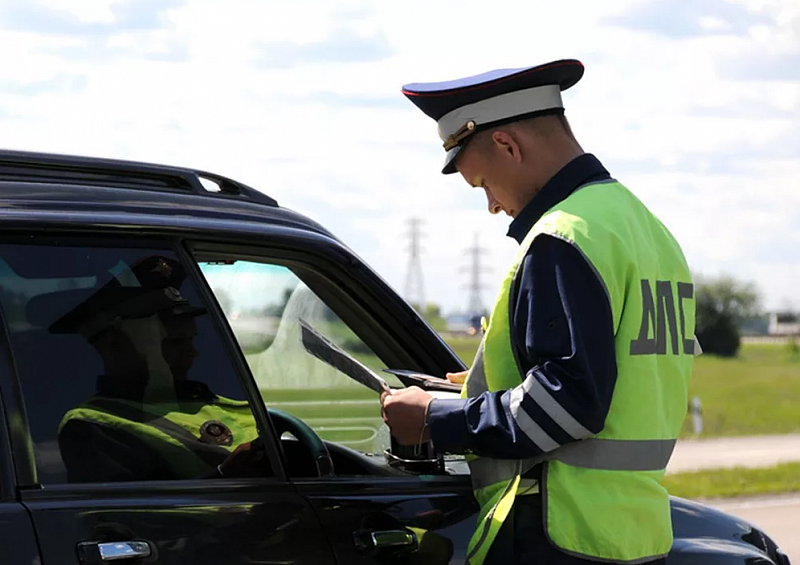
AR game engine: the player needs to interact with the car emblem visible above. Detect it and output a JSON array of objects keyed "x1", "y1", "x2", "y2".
[{"x1": 199, "y1": 420, "x2": 234, "y2": 446}]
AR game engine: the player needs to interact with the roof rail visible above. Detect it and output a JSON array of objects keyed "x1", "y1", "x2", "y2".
[{"x1": 0, "y1": 149, "x2": 278, "y2": 207}]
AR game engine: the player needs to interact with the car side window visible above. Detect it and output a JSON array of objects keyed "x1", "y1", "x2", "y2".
[
  {"x1": 0, "y1": 240, "x2": 268, "y2": 485},
  {"x1": 196, "y1": 258, "x2": 401, "y2": 463}
]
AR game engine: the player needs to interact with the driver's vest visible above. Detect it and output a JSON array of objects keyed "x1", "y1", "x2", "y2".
[
  {"x1": 60, "y1": 395, "x2": 259, "y2": 478},
  {"x1": 463, "y1": 180, "x2": 696, "y2": 565}
]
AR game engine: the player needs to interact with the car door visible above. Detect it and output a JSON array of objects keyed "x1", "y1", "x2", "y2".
[
  {"x1": 0, "y1": 360, "x2": 42, "y2": 565},
  {"x1": 0, "y1": 234, "x2": 336, "y2": 565},
  {"x1": 189, "y1": 236, "x2": 482, "y2": 565}
]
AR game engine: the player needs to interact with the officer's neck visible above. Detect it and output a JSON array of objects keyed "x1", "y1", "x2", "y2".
[{"x1": 514, "y1": 146, "x2": 585, "y2": 217}]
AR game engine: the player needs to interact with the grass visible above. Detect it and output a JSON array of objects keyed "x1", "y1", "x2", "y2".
[
  {"x1": 662, "y1": 463, "x2": 800, "y2": 499},
  {"x1": 443, "y1": 339, "x2": 800, "y2": 439},
  {"x1": 679, "y1": 343, "x2": 800, "y2": 438}
]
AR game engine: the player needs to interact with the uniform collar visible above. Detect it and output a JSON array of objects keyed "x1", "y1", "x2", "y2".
[{"x1": 507, "y1": 153, "x2": 611, "y2": 244}]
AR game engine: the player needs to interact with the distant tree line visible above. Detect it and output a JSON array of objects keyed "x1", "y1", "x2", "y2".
[{"x1": 693, "y1": 275, "x2": 761, "y2": 357}]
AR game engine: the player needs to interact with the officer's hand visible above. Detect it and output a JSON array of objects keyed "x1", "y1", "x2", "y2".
[
  {"x1": 380, "y1": 386, "x2": 434, "y2": 446},
  {"x1": 445, "y1": 370, "x2": 468, "y2": 384},
  {"x1": 218, "y1": 439, "x2": 270, "y2": 478}
]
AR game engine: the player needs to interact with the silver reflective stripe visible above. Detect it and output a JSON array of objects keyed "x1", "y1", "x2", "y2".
[
  {"x1": 517, "y1": 479, "x2": 540, "y2": 495},
  {"x1": 529, "y1": 437, "x2": 677, "y2": 472},
  {"x1": 469, "y1": 456, "x2": 539, "y2": 489},
  {"x1": 469, "y1": 437, "x2": 676, "y2": 489},
  {"x1": 521, "y1": 375, "x2": 593, "y2": 440},
  {"x1": 509, "y1": 386, "x2": 560, "y2": 452},
  {"x1": 465, "y1": 339, "x2": 489, "y2": 397},
  {"x1": 468, "y1": 458, "x2": 519, "y2": 490}
]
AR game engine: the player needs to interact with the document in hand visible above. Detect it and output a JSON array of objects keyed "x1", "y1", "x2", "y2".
[
  {"x1": 298, "y1": 318, "x2": 392, "y2": 395},
  {"x1": 381, "y1": 369, "x2": 463, "y2": 393}
]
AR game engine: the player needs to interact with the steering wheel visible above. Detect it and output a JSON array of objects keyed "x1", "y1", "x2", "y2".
[{"x1": 267, "y1": 407, "x2": 334, "y2": 478}]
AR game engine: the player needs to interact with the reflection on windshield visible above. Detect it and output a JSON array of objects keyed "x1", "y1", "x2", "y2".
[
  {"x1": 249, "y1": 282, "x2": 348, "y2": 389},
  {"x1": 199, "y1": 260, "x2": 392, "y2": 453}
]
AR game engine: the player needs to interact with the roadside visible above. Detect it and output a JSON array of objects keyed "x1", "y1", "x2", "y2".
[
  {"x1": 667, "y1": 434, "x2": 800, "y2": 474},
  {"x1": 702, "y1": 494, "x2": 800, "y2": 564},
  {"x1": 664, "y1": 435, "x2": 800, "y2": 502}
]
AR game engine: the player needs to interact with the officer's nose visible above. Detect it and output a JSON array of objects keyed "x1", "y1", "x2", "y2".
[{"x1": 485, "y1": 189, "x2": 502, "y2": 215}]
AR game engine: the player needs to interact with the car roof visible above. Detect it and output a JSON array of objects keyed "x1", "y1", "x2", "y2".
[{"x1": 0, "y1": 149, "x2": 333, "y2": 237}]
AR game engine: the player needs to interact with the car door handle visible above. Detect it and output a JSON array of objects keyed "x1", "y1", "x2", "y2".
[
  {"x1": 353, "y1": 529, "x2": 418, "y2": 555},
  {"x1": 77, "y1": 541, "x2": 153, "y2": 564}
]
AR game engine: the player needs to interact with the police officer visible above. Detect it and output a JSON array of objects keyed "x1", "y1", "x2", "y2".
[
  {"x1": 380, "y1": 59, "x2": 698, "y2": 565},
  {"x1": 55, "y1": 255, "x2": 269, "y2": 482}
]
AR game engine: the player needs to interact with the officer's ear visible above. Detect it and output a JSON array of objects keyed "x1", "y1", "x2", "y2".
[{"x1": 490, "y1": 129, "x2": 523, "y2": 165}]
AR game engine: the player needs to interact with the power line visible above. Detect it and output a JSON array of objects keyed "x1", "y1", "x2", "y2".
[
  {"x1": 463, "y1": 232, "x2": 489, "y2": 316},
  {"x1": 403, "y1": 217, "x2": 426, "y2": 308}
]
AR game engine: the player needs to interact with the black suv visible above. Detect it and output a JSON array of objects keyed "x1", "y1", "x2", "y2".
[{"x1": 0, "y1": 149, "x2": 789, "y2": 565}]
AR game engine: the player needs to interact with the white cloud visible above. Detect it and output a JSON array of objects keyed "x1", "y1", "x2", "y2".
[{"x1": 0, "y1": 0, "x2": 798, "y2": 314}]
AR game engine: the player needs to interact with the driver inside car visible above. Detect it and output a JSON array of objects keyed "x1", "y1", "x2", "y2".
[{"x1": 54, "y1": 255, "x2": 270, "y2": 483}]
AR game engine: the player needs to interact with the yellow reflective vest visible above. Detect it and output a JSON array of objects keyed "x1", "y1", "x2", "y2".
[{"x1": 463, "y1": 179, "x2": 696, "y2": 564}]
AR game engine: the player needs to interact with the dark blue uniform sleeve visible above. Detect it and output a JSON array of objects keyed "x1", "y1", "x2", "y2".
[{"x1": 428, "y1": 235, "x2": 618, "y2": 458}]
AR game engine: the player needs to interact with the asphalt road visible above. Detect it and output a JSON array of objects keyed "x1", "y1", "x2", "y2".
[
  {"x1": 705, "y1": 495, "x2": 800, "y2": 563},
  {"x1": 667, "y1": 434, "x2": 800, "y2": 474}
]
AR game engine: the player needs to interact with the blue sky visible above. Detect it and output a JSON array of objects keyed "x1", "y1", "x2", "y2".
[{"x1": 0, "y1": 0, "x2": 797, "y2": 314}]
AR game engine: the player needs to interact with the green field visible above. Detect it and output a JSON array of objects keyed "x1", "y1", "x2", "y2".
[
  {"x1": 444, "y1": 336, "x2": 483, "y2": 368},
  {"x1": 663, "y1": 462, "x2": 800, "y2": 499},
  {"x1": 678, "y1": 343, "x2": 800, "y2": 437}
]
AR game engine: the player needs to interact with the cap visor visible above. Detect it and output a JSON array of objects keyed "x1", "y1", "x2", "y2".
[{"x1": 441, "y1": 145, "x2": 462, "y2": 175}]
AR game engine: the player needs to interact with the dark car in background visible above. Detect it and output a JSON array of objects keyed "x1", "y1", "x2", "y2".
[{"x1": 0, "y1": 149, "x2": 790, "y2": 565}]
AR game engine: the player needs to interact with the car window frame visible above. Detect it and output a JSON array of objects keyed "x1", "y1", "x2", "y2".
[
  {"x1": 184, "y1": 234, "x2": 469, "y2": 475},
  {"x1": 0, "y1": 232, "x2": 289, "y2": 488},
  {"x1": 185, "y1": 231, "x2": 482, "y2": 486}
]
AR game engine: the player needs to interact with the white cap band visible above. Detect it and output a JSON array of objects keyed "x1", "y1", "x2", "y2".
[{"x1": 437, "y1": 84, "x2": 563, "y2": 143}]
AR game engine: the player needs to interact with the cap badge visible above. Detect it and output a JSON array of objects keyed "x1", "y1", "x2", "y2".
[
  {"x1": 442, "y1": 120, "x2": 476, "y2": 151},
  {"x1": 151, "y1": 259, "x2": 173, "y2": 279}
]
